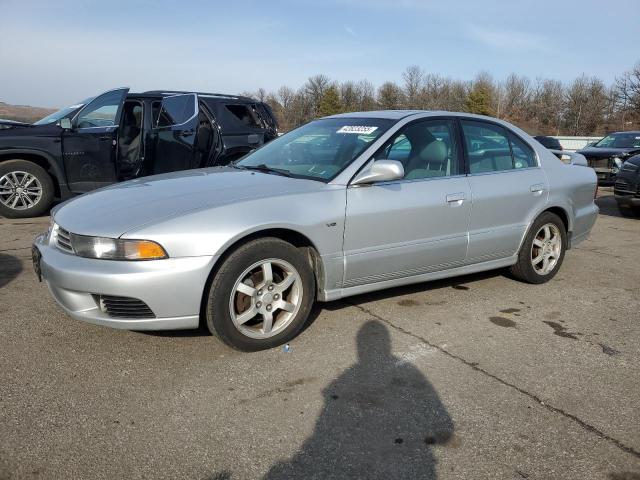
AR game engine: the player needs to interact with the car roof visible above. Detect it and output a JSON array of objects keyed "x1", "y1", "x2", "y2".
[
  {"x1": 324, "y1": 110, "x2": 525, "y2": 124},
  {"x1": 608, "y1": 131, "x2": 640, "y2": 135},
  {"x1": 141, "y1": 90, "x2": 258, "y2": 103}
]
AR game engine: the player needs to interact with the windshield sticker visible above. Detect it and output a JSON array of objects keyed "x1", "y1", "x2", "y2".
[{"x1": 337, "y1": 126, "x2": 378, "y2": 134}]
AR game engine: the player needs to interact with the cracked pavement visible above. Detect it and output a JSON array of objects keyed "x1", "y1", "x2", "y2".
[{"x1": 1, "y1": 189, "x2": 639, "y2": 479}]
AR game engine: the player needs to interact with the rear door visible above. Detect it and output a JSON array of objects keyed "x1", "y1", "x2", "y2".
[
  {"x1": 62, "y1": 88, "x2": 129, "y2": 192},
  {"x1": 460, "y1": 119, "x2": 548, "y2": 261},
  {"x1": 151, "y1": 94, "x2": 199, "y2": 174}
]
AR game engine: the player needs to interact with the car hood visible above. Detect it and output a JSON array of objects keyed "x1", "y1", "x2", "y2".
[
  {"x1": 53, "y1": 167, "x2": 327, "y2": 237},
  {"x1": 576, "y1": 146, "x2": 640, "y2": 158},
  {"x1": 0, "y1": 118, "x2": 34, "y2": 129}
]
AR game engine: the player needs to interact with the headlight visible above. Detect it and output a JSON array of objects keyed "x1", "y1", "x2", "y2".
[{"x1": 70, "y1": 234, "x2": 168, "y2": 260}]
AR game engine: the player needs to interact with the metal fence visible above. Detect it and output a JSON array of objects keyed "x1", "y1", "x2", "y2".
[{"x1": 551, "y1": 136, "x2": 601, "y2": 151}]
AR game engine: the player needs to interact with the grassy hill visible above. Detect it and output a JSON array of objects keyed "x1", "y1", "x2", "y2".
[{"x1": 0, "y1": 102, "x2": 56, "y2": 123}]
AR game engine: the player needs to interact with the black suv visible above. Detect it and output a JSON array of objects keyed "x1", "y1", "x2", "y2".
[{"x1": 0, "y1": 88, "x2": 278, "y2": 218}]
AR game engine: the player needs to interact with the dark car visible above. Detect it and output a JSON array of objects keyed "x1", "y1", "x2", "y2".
[
  {"x1": 534, "y1": 135, "x2": 563, "y2": 150},
  {"x1": 577, "y1": 131, "x2": 640, "y2": 184},
  {"x1": 614, "y1": 154, "x2": 640, "y2": 216},
  {"x1": 0, "y1": 88, "x2": 278, "y2": 218}
]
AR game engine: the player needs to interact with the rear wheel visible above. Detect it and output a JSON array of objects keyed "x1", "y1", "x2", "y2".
[
  {"x1": 205, "y1": 237, "x2": 315, "y2": 351},
  {"x1": 510, "y1": 212, "x2": 567, "y2": 284},
  {"x1": 0, "y1": 160, "x2": 54, "y2": 218}
]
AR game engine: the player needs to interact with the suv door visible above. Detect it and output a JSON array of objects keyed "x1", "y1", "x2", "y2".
[
  {"x1": 460, "y1": 119, "x2": 548, "y2": 261},
  {"x1": 343, "y1": 118, "x2": 471, "y2": 286},
  {"x1": 62, "y1": 87, "x2": 129, "y2": 192},
  {"x1": 151, "y1": 94, "x2": 199, "y2": 174}
]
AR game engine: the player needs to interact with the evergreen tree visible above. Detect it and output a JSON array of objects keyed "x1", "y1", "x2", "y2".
[{"x1": 318, "y1": 86, "x2": 343, "y2": 117}]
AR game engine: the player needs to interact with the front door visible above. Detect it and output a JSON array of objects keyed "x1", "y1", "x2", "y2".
[
  {"x1": 62, "y1": 88, "x2": 129, "y2": 192},
  {"x1": 343, "y1": 118, "x2": 471, "y2": 286},
  {"x1": 151, "y1": 94, "x2": 200, "y2": 174}
]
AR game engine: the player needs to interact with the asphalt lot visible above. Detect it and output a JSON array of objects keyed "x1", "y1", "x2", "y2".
[{"x1": 0, "y1": 188, "x2": 639, "y2": 480}]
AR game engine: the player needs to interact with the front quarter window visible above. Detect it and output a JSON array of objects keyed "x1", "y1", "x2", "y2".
[{"x1": 236, "y1": 118, "x2": 393, "y2": 181}]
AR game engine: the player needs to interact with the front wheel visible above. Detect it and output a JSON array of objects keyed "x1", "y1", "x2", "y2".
[
  {"x1": 510, "y1": 212, "x2": 567, "y2": 284},
  {"x1": 0, "y1": 160, "x2": 54, "y2": 218},
  {"x1": 205, "y1": 238, "x2": 315, "y2": 351}
]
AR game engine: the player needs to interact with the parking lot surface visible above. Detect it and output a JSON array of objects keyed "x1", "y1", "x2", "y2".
[{"x1": 1, "y1": 189, "x2": 639, "y2": 480}]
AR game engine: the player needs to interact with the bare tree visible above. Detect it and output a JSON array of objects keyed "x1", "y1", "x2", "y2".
[
  {"x1": 402, "y1": 65, "x2": 424, "y2": 108},
  {"x1": 258, "y1": 60, "x2": 640, "y2": 133},
  {"x1": 377, "y1": 81, "x2": 405, "y2": 109}
]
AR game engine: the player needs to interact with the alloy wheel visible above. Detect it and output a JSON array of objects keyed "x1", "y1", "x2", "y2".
[
  {"x1": 228, "y1": 258, "x2": 303, "y2": 339},
  {"x1": 0, "y1": 171, "x2": 43, "y2": 210},
  {"x1": 530, "y1": 223, "x2": 562, "y2": 275}
]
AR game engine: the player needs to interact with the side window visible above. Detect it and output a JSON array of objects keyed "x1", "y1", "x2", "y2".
[
  {"x1": 461, "y1": 120, "x2": 514, "y2": 173},
  {"x1": 225, "y1": 104, "x2": 261, "y2": 129},
  {"x1": 374, "y1": 119, "x2": 460, "y2": 180},
  {"x1": 76, "y1": 90, "x2": 124, "y2": 128},
  {"x1": 157, "y1": 95, "x2": 196, "y2": 127},
  {"x1": 508, "y1": 132, "x2": 537, "y2": 168}
]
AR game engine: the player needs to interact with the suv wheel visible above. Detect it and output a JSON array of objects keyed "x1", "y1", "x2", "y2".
[
  {"x1": 617, "y1": 202, "x2": 640, "y2": 217},
  {"x1": 510, "y1": 212, "x2": 567, "y2": 284},
  {"x1": 0, "y1": 160, "x2": 54, "y2": 218},
  {"x1": 205, "y1": 237, "x2": 315, "y2": 351}
]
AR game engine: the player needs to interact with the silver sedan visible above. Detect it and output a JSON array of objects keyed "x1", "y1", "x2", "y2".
[{"x1": 33, "y1": 111, "x2": 599, "y2": 350}]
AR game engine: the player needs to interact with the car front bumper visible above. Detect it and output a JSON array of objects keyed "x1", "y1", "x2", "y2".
[{"x1": 33, "y1": 233, "x2": 218, "y2": 330}]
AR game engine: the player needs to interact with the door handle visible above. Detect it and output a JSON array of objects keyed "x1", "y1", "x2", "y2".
[
  {"x1": 180, "y1": 129, "x2": 195, "y2": 137},
  {"x1": 530, "y1": 184, "x2": 545, "y2": 194},
  {"x1": 446, "y1": 192, "x2": 465, "y2": 204}
]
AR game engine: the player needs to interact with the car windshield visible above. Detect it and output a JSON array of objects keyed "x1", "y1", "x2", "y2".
[
  {"x1": 235, "y1": 117, "x2": 394, "y2": 181},
  {"x1": 594, "y1": 133, "x2": 640, "y2": 149},
  {"x1": 32, "y1": 97, "x2": 93, "y2": 125}
]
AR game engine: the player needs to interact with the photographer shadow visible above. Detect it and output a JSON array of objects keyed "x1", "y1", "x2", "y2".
[{"x1": 264, "y1": 320, "x2": 454, "y2": 480}]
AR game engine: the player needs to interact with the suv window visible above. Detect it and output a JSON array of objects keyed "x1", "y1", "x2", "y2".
[
  {"x1": 462, "y1": 120, "x2": 520, "y2": 173},
  {"x1": 76, "y1": 90, "x2": 124, "y2": 128},
  {"x1": 225, "y1": 104, "x2": 261, "y2": 128},
  {"x1": 157, "y1": 95, "x2": 196, "y2": 127},
  {"x1": 374, "y1": 119, "x2": 460, "y2": 180}
]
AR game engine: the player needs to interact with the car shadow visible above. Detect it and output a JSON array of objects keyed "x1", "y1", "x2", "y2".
[
  {"x1": 142, "y1": 270, "x2": 501, "y2": 339},
  {"x1": 595, "y1": 188, "x2": 638, "y2": 219},
  {"x1": 323, "y1": 269, "x2": 502, "y2": 312},
  {"x1": 0, "y1": 253, "x2": 22, "y2": 289}
]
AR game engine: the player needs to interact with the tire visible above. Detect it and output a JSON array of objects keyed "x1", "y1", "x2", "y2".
[
  {"x1": 0, "y1": 160, "x2": 54, "y2": 218},
  {"x1": 618, "y1": 202, "x2": 640, "y2": 217},
  {"x1": 205, "y1": 237, "x2": 316, "y2": 351},
  {"x1": 510, "y1": 212, "x2": 567, "y2": 284}
]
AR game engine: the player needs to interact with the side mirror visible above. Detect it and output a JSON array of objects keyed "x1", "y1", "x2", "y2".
[
  {"x1": 351, "y1": 160, "x2": 405, "y2": 186},
  {"x1": 59, "y1": 118, "x2": 72, "y2": 130}
]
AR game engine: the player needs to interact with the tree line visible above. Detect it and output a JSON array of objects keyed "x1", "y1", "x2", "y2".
[{"x1": 244, "y1": 62, "x2": 640, "y2": 136}]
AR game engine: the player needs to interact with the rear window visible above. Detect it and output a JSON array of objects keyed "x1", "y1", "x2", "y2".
[{"x1": 225, "y1": 104, "x2": 261, "y2": 128}]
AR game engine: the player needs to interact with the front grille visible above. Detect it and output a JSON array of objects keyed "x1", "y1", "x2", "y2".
[
  {"x1": 587, "y1": 157, "x2": 612, "y2": 169},
  {"x1": 55, "y1": 226, "x2": 74, "y2": 253},
  {"x1": 98, "y1": 295, "x2": 155, "y2": 319}
]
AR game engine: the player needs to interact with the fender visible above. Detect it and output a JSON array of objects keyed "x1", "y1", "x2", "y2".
[
  {"x1": 514, "y1": 203, "x2": 572, "y2": 255},
  {"x1": 0, "y1": 147, "x2": 71, "y2": 197}
]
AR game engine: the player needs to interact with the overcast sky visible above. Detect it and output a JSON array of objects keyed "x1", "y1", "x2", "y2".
[{"x1": 1, "y1": 0, "x2": 638, "y2": 107}]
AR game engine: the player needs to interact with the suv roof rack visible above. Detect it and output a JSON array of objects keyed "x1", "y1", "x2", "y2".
[{"x1": 143, "y1": 90, "x2": 256, "y2": 102}]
